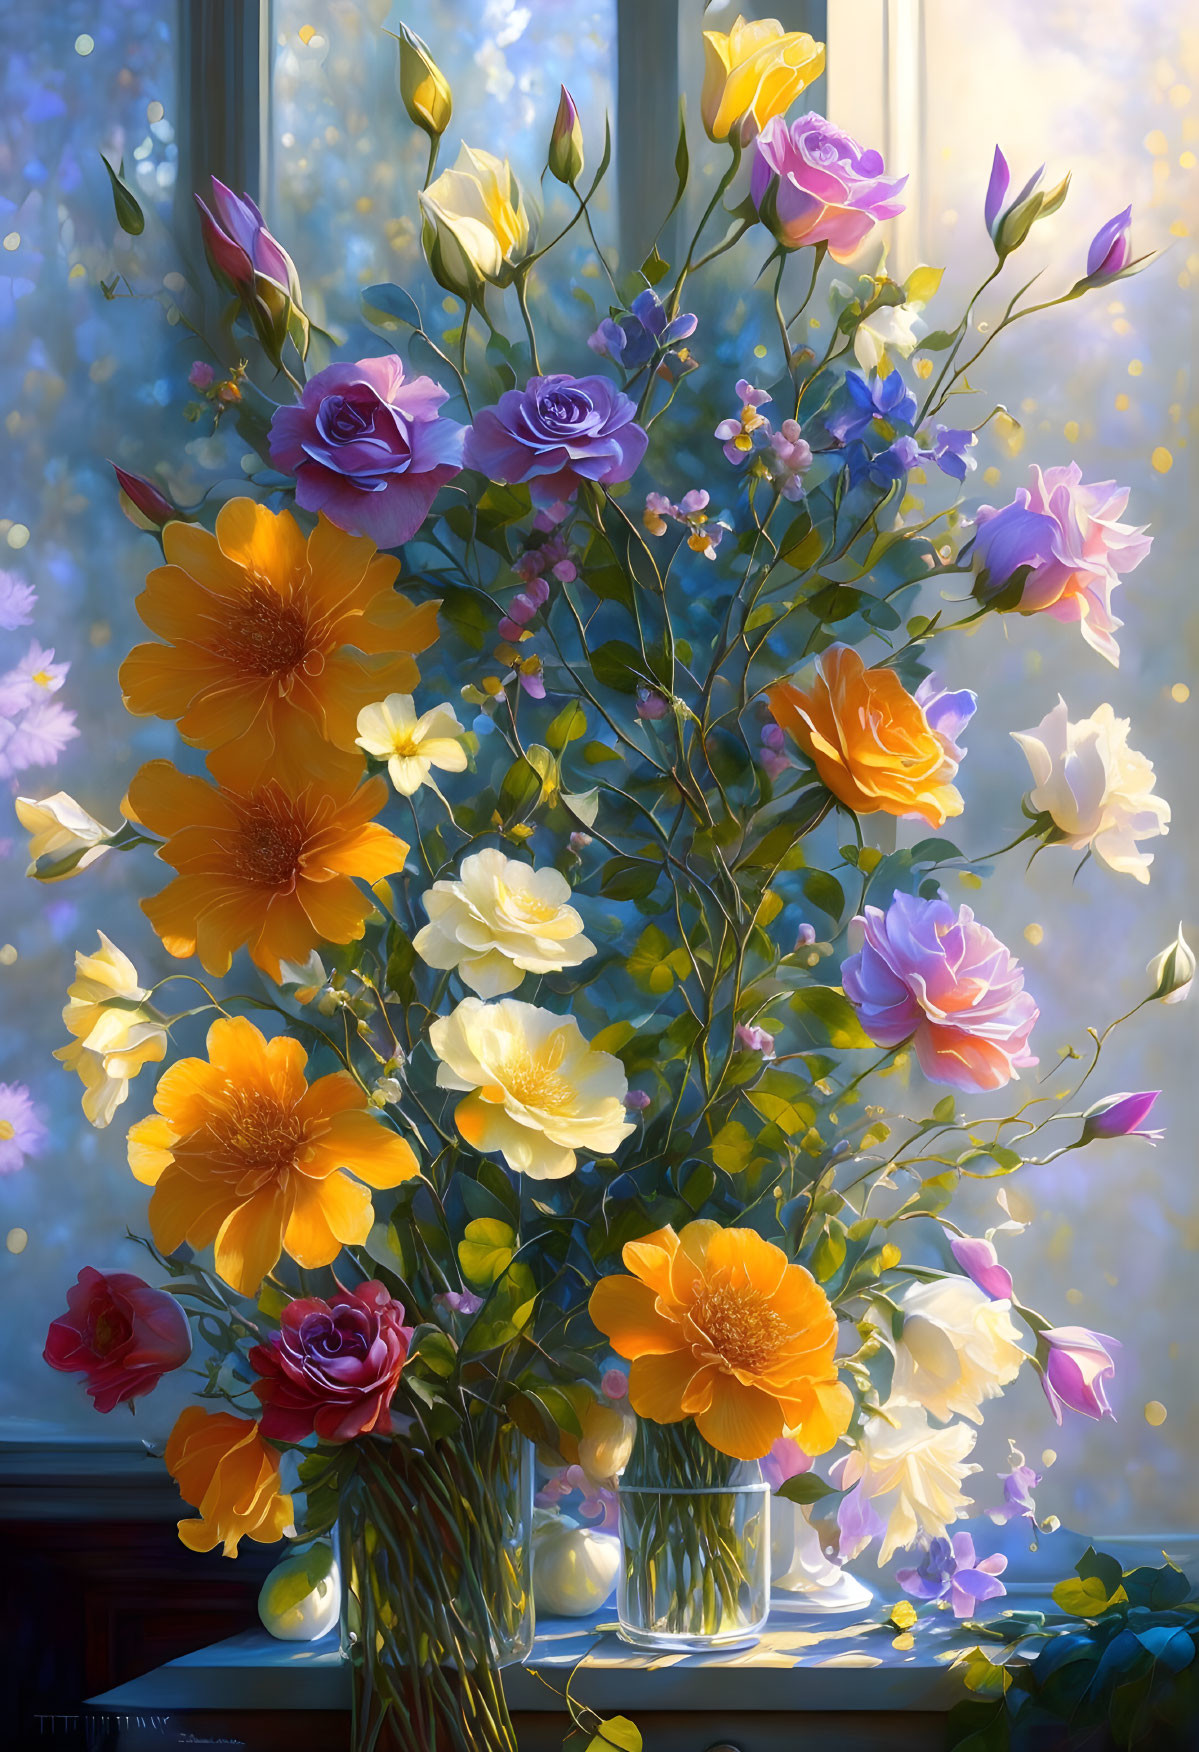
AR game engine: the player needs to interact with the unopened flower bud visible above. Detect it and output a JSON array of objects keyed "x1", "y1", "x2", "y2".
[
  {"x1": 1147, "y1": 923, "x2": 1194, "y2": 1004},
  {"x1": 111, "y1": 464, "x2": 178, "y2": 529},
  {"x1": 396, "y1": 24, "x2": 452, "y2": 141},
  {"x1": 548, "y1": 85, "x2": 584, "y2": 186}
]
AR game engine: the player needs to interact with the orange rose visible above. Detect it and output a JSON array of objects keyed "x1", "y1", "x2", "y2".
[
  {"x1": 766, "y1": 645, "x2": 970, "y2": 827},
  {"x1": 589, "y1": 1220, "x2": 851, "y2": 1462},
  {"x1": 165, "y1": 1406, "x2": 293, "y2": 1557}
]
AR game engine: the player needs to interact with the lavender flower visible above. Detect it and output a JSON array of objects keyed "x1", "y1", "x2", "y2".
[
  {"x1": 466, "y1": 374, "x2": 648, "y2": 510},
  {"x1": 931, "y1": 425, "x2": 978, "y2": 481},
  {"x1": 1039, "y1": 1326, "x2": 1119, "y2": 1424},
  {"x1": 0, "y1": 570, "x2": 36, "y2": 631},
  {"x1": 735, "y1": 1023, "x2": 776, "y2": 1058},
  {"x1": 1079, "y1": 1090, "x2": 1163, "y2": 1144},
  {"x1": 826, "y1": 369, "x2": 917, "y2": 443},
  {"x1": 896, "y1": 1531, "x2": 1007, "y2": 1618},
  {"x1": 986, "y1": 1444, "x2": 1043, "y2": 1529},
  {"x1": 588, "y1": 288, "x2": 698, "y2": 371},
  {"x1": 0, "y1": 1081, "x2": 47, "y2": 1174}
]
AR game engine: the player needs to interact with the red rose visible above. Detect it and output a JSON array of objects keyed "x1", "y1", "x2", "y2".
[
  {"x1": 249, "y1": 1280, "x2": 413, "y2": 1443},
  {"x1": 44, "y1": 1267, "x2": 191, "y2": 1412}
]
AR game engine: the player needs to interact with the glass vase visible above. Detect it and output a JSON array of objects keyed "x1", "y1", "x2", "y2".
[
  {"x1": 616, "y1": 1422, "x2": 771, "y2": 1651},
  {"x1": 337, "y1": 1411, "x2": 534, "y2": 1752}
]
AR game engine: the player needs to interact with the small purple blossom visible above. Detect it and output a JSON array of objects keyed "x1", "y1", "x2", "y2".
[
  {"x1": 588, "y1": 288, "x2": 698, "y2": 371},
  {"x1": 188, "y1": 360, "x2": 216, "y2": 390},
  {"x1": 760, "y1": 719, "x2": 789, "y2": 780},
  {"x1": 435, "y1": 1289, "x2": 484, "y2": 1319},
  {"x1": 914, "y1": 673, "x2": 977, "y2": 764},
  {"x1": 765, "y1": 419, "x2": 813, "y2": 499},
  {"x1": 635, "y1": 688, "x2": 670, "y2": 721},
  {"x1": 624, "y1": 1089, "x2": 652, "y2": 1111},
  {"x1": 987, "y1": 1445, "x2": 1043, "y2": 1529},
  {"x1": 931, "y1": 425, "x2": 978, "y2": 482},
  {"x1": 0, "y1": 1081, "x2": 47, "y2": 1174},
  {"x1": 827, "y1": 369, "x2": 917, "y2": 443},
  {"x1": 735, "y1": 1023, "x2": 775, "y2": 1058},
  {"x1": 465, "y1": 374, "x2": 648, "y2": 510},
  {"x1": 984, "y1": 146, "x2": 1011, "y2": 239},
  {"x1": 498, "y1": 575, "x2": 550, "y2": 641},
  {"x1": 1080, "y1": 1090, "x2": 1163, "y2": 1144},
  {"x1": 643, "y1": 489, "x2": 730, "y2": 558},
  {"x1": 760, "y1": 1436, "x2": 811, "y2": 1492},
  {"x1": 601, "y1": 1368, "x2": 629, "y2": 1400},
  {"x1": 795, "y1": 922, "x2": 817, "y2": 948},
  {"x1": 515, "y1": 532, "x2": 577, "y2": 585},
  {"x1": 536, "y1": 1467, "x2": 619, "y2": 1534},
  {"x1": 846, "y1": 432, "x2": 923, "y2": 490},
  {"x1": 1086, "y1": 207, "x2": 1133, "y2": 282},
  {"x1": 0, "y1": 570, "x2": 36, "y2": 630},
  {"x1": 1039, "y1": 1326, "x2": 1119, "y2": 1424},
  {"x1": 715, "y1": 380, "x2": 772, "y2": 463},
  {"x1": 0, "y1": 697, "x2": 78, "y2": 777},
  {"x1": 896, "y1": 1532, "x2": 1007, "y2": 1618},
  {"x1": 950, "y1": 1235, "x2": 1014, "y2": 1303}
]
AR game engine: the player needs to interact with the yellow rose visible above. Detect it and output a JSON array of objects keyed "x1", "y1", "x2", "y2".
[
  {"x1": 165, "y1": 1407, "x2": 294, "y2": 1558},
  {"x1": 419, "y1": 144, "x2": 533, "y2": 295},
  {"x1": 414, "y1": 847, "x2": 595, "y2": 997},
  {"x1": 395, "y1": 24, "x2": 452, "y2": 141},
  {"x1": 54, "y1": 931, "x2": 168, "y2": 1127},
  {"x1": 429, "y1": 996, "x2": 633, "y2": 1179},
  {"x1": 701, "y1": 14, "x2": 825, "y2": 146}
]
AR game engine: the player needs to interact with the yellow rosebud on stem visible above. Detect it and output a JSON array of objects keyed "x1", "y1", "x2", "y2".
[
  {"x1": 395, "y1": 24, "x2": 452, "y2": 143},
  {"x1": 548, "y1": 85, "x2": 584, "y2": 186},
  {"x1": 702, "y1": 14, "x2": 825, "y2": 146}
]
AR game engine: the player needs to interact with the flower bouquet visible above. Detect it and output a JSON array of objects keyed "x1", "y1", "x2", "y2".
[{"x1": 27, "y1": 11, "x2": 1190, "y2": 1751}]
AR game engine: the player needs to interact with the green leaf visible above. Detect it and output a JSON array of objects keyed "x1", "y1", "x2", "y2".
[
  {"x1": 546, "y1": 699, "x2": 588, "y2": 751},
  {"x1": 457, "y1": 1218, "x2": 516, "y2": 1287},
  {"x1": 585, "y1": 1717, "x2": 642, "y2": 1752},
  {"x1": 933, "y1": 1095, "x2": 957, "y2": 1123},
  {"x1": 361, "y1": 282, "x2": 421, "y2": 330},
  {"x1": 99, "y1": 154, "x2": 145, "y2": 235},
  {"x1": 810, "y1": 1223, "x2": 846, "y2": 1281},
  {"x1": 776, "y1": 1473, "x2": 846, "y2": 1506},
  {"x1": 640, "y1": 246, "x2": 669, "y2": 286},
  {"x1": 410, "y1": 1326, "x2": 457, "y2": 1379},
  {"x1": 790, "y1": 986, "x2": 873, "y2": 1050},
  {"x1": 600, "y1": 855, "x2": 659, "y2": 902},
  {"x1": 802, "y1": 869, "x2": 844, "y2": 922},
  {"x1": 591, "y1": 639, "x2": 653, "y2": 695},
  {"x1": 498, "y1": 756, "x2": 543, "y2": 823},
  {"x1": 710, "y1": 1119, "x2": 755, "y2": 1174},
  {"x1": 918, "y1": 326, "x2": 960, "y2": 351},
  {"x1": 1051, "y1": 1573, "x2": 1128, "y2": 1617}
]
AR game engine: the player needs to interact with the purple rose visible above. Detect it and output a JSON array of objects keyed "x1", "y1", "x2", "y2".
[
  {"x1": 269, "y1": 356, "x2": 465, "y2": 548},
  {"x1": 195, "y1": 177, "x2": 300, "y2": 301},
  {"x1": 842, "y1": 890, "x2": 1039, "y2": 1094},
  {"x1": 1039, "y1": 1326, "x2": 1119, "y2": 1424},
  {"x1": 464, "y1": 374, "x2": 648, "y2": 510},
  {"x1": 751, "y1": 113, "x2": 907, "y2": 262}
]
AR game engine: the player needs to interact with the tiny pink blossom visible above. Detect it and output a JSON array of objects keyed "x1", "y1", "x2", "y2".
[
  {"x1": 601, "y1": 1368, "x2": 629, "y2": 1400},
  {"x1": 188, "y1": 361, "x2": 216, "y2": 389},
  {"x1": 736, "y1": 1023, "x2": 776, "y2": 1058},
  {"x1": 636, "y1": 688, "x2": 670, "y2": 721}
]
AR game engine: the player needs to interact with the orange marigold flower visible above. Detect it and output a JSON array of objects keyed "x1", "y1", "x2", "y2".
[
  {"x1": 125, "y1": 747, "x2": 408, "y2": 981},
  {"x1": 589, "y1": 1219, "x2": 852, "y2": 1462},
  {"x1": 119, "y1": 499, "x2": 439, "y2": 788},
  {"x1": 165, "y1": 1406, "x2": 294, "y2": 1556},
  {"x1": 766, "y1": 645, "x2": 968, "y2": 828},
  {"x1": 128, "y1": 1015, "x2": 419, "y2": 1296}
]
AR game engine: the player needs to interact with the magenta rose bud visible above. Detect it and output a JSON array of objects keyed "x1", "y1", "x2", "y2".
[
  {"x1": 249, "y1": 1280, "x2": 413, "y2": 1443},
  {"x1": 44, "y1": 1268, "x2": 191, "y2": 1412},
  {"x1": 195, "y1": 176, "x2": 299, "y2": 298},
  {"x1": 972, "y1": 463, "x2": 1151, "y2": 667},
  {"x1": 111, "y1": 464, "x2": 178, "y2": 529},
  {"x1": 750, "y1": 112, "x2": 907, "y2": 262},
  {"x1": 268, "y1": 356, "x2": 465, "y2": 548},
  {"x1": 1039, "y1": 1325, "x2": 1119, "y2": 1425},
  {"x1": 1079, "y1": 1090, "x2": 1163, "y2": 1144},
  {"x1": 1086, "y1": 206, "x2": 1133, "y2": 281},
  {"x1": 984, "y1": 145, "x2": 1010, "y2": 239},
  {"x1": 842, "y1": 890, "x2": 1039, "y2": 1093},
  {"x1": 950, "y1": 1235, "x2": 1014, "y2": 1302},
  {"x1": 464, "y1": 374, "x2": 647, "y2": 510}
]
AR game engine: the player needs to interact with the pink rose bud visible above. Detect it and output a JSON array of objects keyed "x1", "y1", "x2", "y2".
[
  {"x1": 635, "y1": 687, "x2": 670, "y2": 721},
  {"x1": 110, "y1": 463, "x2": 178, "y2": 529},
  {"x1": 949, "y1": 1234, "x2": 1014, "y2": 1302},
  {"x1": 188, "y1": 361, "x2": 216, "y2": 390},
  {"x1": 1079, "y1": 1090, "x2": 1163, "y2": 1144},
  {"x1": 735, "y1": 1023, "x2": 775, "y2": 1058},
  {"x1": 1039, "y1": 1325, "x2": 1119, "y2": 1424},
  {"x1": 44, "y1": 1268, "x2": 191, "y2": 1412},
  {"x1": 601, "y1": 1368, "x2": 629, "y2": 1400}
]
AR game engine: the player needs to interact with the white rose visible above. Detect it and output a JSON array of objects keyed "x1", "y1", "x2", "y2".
[
  {"x1": 888, "y1": 1277, "x2": 1026, "y2": 1425},
  {"x1": 414, "y1": 848, "x2": 595, "y2": 997},
  {"x1": 853, "y1": 302, "x2": 925, "y2": 372},
  {"x1": 834, "y1": 1401, "x2": 979, "y2": 1566},
  {"x1": 1012, "y1": 697, "x2": 1169, "y2": 884},
  {"x1": 15, "y1": 791, "x2": 114, "y2": 880}
]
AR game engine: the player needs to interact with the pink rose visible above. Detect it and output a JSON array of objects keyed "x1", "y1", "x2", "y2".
[
  {"x1": 751, "y1": 113, "x2": 907, "y2": 262},
  {"x1": 44, "y1": 1268, "x2": 191, "y2": 1412},
  {"x1": 249, "y1": 1280, "x2": 413, "y2": 1443}
]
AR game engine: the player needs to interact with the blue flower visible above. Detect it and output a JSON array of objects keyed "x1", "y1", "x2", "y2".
[
  {"x1": 846, "y1": 432, "x2": 923, "y2": 490},
  {"x1": 827, "y1": 368, "x2": 917, "y2": 443},
  {"x1": 931, "y1": 424, "x2": 978, "y2": 482},
  {"x1": 588, "y1": 288, "x2": 698, "y2": 371}
]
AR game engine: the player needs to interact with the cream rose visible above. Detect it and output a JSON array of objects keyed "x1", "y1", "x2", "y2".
[
  {"x1": 833, "y1": 1401, "x2": 979, "y2": 1566},
  {"x1": 428, "y1": 997, "x2": 633, "y2": 1179},
  {"x1": 54, "y1": 932, "x2": 168, "y2": 1127},
  {"x1": 419, "y1": 144, "x2": 532, "y2": 294},
  {"x1": 16, "y1": 791, "x2": 114, "y2": 880},
  {"x1": 414, "y1": 848, "x2": 595, "y2": 997},
  {"x1": 1012, "y1": 697, "x2": 1169, "y2": 884},
  {"x1": 887, "y1": 1277, "x2": 1026, "y2": 1425}
]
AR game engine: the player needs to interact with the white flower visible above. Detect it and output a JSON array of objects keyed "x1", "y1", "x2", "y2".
[
  {"x1": 356, "y1": 694, "x2": 468, "y2": 797},
  {"x1": 15, "y1": 791, "x2": 115, "y2": 881},
  {"x1": 1148, "y1": 923, "x2": 1194, "y2": 1005},
  {"x1": 887, "y1": 1277, "x2": 1026, "y2": 1425},
  {"x1": 834, "y1": 1401, "x2": 979, "y2": 1566},
  {"x1": 53, "y1": 932, "x2": 168, "y2": 1127},
  {"x1": 853, "y1": 302, "x2": 926, "y2": 372},
  {"x1": 1012, "y1": 697, "x2": 1169, "y2": 884},
  {"x1": 414, "y1": 848, "x2": 595, "y2": 997},
  {"x1": 429, "y1": 996, "x2": 634, "y2": 1179}
]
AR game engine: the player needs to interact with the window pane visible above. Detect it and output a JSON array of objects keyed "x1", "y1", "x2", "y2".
[{"x1": 0, "y1": 3, "x2": 191, "y2": 1440}]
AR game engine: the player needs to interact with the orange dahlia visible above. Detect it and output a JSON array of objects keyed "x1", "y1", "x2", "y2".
[
  {"x1": 125, "y1": 746, "x2": 408, "y2": 981},
  {"x1": 119, "y1": 499, "x2": 439, "y2": 788},
  {"x1": 165, "y1": 1406, "x2": 294, "y2": 1556},
  {"x1": 589, "y1": 1220, "x2": 852, "y2": 1462},
  {"x1": 128, "y1": 1015, "x2": 419, "y2": 1295}
]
